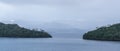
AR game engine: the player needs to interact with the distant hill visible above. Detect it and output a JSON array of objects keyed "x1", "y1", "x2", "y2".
[
  {"x1": 83, "y1": 23, "x2": 120, "y2": 41},
  {"x1": 40, "y1": 22, "x2": 86, "y2": 38},
  {"x1": 0, "y1": 22, "x2": 52, "y2": 38},
  {"x1": 47, "y1": 28, "x2": 86, "y2": 38}
]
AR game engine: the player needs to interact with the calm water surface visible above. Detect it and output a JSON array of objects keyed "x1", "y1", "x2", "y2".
[{"x1": 0, "y1": 38, "x2": 119, "y2": 51}]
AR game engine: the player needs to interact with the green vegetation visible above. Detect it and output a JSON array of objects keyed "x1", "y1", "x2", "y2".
[
  {"x1": 83, "y1": 23, "x2": 120, "y2": 41},
  {"x1": 0, "y1": 22, "x2": 52, "y2": 38}
]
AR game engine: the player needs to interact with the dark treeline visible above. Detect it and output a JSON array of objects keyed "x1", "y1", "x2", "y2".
[
  {"x1": 83, "y1": 23, "x2": 120, "y2": 41},
  {"x1": 0, "y1": 22, "x2": 52, "y2": 38}
]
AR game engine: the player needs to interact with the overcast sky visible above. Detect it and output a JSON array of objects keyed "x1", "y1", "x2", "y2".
[{"x1": 0, "y1": 0, "x2": 120, "y2": 30}]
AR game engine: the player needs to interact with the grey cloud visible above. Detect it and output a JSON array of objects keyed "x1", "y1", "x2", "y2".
[
  {"x1": 0, "y1": 0, "x2": 120, "y2": 38},
  {"x1": 2, "y1": 0, "x2": 120, "y2": 29},
  {"x1": 0, "y1": 0, "x2": 79, "y2": 6}
]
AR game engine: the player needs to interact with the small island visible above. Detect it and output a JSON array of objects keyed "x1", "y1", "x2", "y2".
[
  {"x1": 83, "y1": 23, "x2": 120, "y2": 41},
  {"x1": 0, "y1": 22, "x2": 52, "y2": 38}
]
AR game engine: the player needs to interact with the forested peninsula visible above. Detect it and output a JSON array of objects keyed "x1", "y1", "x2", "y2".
[
  {"x1": 0, "y1": 22, "x2": 52, "y2": 38},
  {"x1": 83, "y1": 23, "x2": 120, "y2": 41}
]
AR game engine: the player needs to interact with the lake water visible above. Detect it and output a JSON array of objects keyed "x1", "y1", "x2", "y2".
[{"x1": 0, "y1": 38, "x2": 120, "y2": 51}]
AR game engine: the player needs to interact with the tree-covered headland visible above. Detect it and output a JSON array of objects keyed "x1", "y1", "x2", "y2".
[
  {"x1": 0, "y1": 22, "x2": 52, "y2": 38},
  {"x1": 83, "y1": 23, "x2": 120, "y2": 41}
]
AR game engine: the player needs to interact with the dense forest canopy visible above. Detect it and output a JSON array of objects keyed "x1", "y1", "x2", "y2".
[
  {"x1": 83, "y1": 23, "x2": 120, "y2": 41},
  {"x1": 0, "y1": 22, "x2": 52, "y2": 38}
]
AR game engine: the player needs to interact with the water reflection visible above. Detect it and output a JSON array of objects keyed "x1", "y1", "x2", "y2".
[{"x1": 0, "y1": 38, "x2": 119, "y2": 51}]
